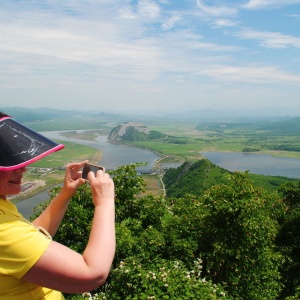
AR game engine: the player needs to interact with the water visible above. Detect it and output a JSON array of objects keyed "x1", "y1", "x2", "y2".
[
  {"x1": 15, "y1": 131, "x2": 300, "y2": 217},
  {"x1": 201, "y1": 151, "x2": 300, "y2": 179},
  {"x1": 42, "y1": 131, "x2": 160, "y2": 171},
  {"x1": 14, "y1": 186, "x2": 57, "y2": 219},
  {"x1": 15, "y1": 130, "x2": 160, "y2": 218}
]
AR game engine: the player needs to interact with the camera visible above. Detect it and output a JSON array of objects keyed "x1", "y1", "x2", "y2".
[{"x1": 82, "y1": 163, "x2": 104, "y2": 180}]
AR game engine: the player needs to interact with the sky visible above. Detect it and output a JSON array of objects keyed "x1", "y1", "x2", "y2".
[{"x1": 0, "y1": 0, "x2": 300, "y2": 115}]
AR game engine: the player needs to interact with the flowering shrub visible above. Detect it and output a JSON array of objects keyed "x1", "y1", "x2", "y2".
[{"x1": 94, "y1": 257, "x2": 231, "y2": 300}]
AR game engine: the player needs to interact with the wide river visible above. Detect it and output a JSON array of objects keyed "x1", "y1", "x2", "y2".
[
  {"x1": 16, "y1": 131, "x2": 300, "y2": 218},
  {"x1": 42, "y1": 130, "x2": 161, "y2": 171},
  {"x1": 201, "y1": 151, "x2": 300, "y2": 179},
  {"x1": 15, "y1": 130, "x2": 161, "y2": 218}
]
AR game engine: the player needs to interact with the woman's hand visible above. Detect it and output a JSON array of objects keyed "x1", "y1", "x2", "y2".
[
  {"x1": 61, "y1": 160, "x2": 88, "y2": 198},
  {"x1": 87, "y1": 168, "x2": 115, "y2": 207}
]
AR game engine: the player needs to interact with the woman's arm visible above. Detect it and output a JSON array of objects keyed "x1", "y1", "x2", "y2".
[
  {"x1": 32, "y1": 161, "x2": 87, "y2": 237},
  {"x1": 23, "y1": 168, "x2": 116, "y2": 293}
]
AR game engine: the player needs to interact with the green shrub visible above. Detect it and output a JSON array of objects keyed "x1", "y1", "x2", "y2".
[
  {"x1": 98, "y1": 257, "x2": 231, "y2": 300},
  {"x1": 30, "y1": 163, "x2": 300, "y2": 300},
  {"x1": 200, "y1": 172, "x2": 284, "y2": 299}
]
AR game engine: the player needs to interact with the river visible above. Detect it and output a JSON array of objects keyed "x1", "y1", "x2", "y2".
[
  {"x1": 15, "y1": 131, "x2": 300, "y2": 218},
  {"x1": 42, "y1": 131, "x2": 160, "y2": 171},
  {"x1": 201, "y1": 151, "x2": 300, "y2": 179},
  {"x1": 15, "y1": 131, "x2": 161, "y2": 218}
]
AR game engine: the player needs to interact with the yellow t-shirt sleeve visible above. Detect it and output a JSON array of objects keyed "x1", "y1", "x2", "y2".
[{"x1": 0, "y1": 219, "x2": 52, "y2": 279}]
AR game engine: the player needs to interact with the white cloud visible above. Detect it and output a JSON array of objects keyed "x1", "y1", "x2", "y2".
[
  {"x1": 235, "y1": 29, "x2": 300, "y2": 49},
  {"x1": 243, "y1": 0, "x2": 300, "y2": 9},
  {"x1": 0, "y1": 0, "x2": 299, "y2": 113},
  {"x1": 211, "y1": 19, "x2": 239, "y2": 28},
  {"x1": 162, "y1": 15, "x2": 181, "y2": 30},
  {"x1": 196, "y1": 0, "x2": 238, "y2": 17},
  {"x1": 285, "y1": 13, "x2": 300, "y2": 20},
  {"x1": 137, "y1": 0, "x2": 161, "y2": 20},
  {"x1": 201, "y1": 64, "x2": 300, "y2": 84}
]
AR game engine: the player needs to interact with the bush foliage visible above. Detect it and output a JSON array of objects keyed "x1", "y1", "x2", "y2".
[{"x1": 31, "y1": 162, "x2": 300, "y2": 299}]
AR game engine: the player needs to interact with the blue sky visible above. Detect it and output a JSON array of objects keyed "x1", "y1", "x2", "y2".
[{"x1": 0, "y1": 0, "x2": 300, "y2": 115}]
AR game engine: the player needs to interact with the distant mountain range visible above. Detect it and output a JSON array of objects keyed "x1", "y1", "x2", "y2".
[
  {"x1": 1, "y1": 105, "x2": 299, "y2": 126},
  {"x1": 0, "y1": 106, "x2": 121, "y2": 123}
]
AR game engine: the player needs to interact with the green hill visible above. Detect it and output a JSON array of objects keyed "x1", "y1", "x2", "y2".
[
  {"x1": 163, "y1": 159, "x2": 296, "y2": 198},
  {"x1": 163, "y1": 159, "x2": 229, "y2": 198}
]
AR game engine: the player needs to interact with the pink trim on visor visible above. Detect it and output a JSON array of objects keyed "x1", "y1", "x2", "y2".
[
  {"x1": 0, "y1": 144, "x2": 65, "y2": 171},
  {"x1": 0, "y1": 116, "x2": 65, "y2": 171}
]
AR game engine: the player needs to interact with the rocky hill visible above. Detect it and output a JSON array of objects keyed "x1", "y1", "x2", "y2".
[{"x1": 108, "y1": 122, "x2": 166, "y2": 142}]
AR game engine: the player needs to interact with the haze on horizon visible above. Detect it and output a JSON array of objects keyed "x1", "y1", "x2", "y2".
[{"x1": 0, "y1": 1, "x2": 300, "y2": 116}]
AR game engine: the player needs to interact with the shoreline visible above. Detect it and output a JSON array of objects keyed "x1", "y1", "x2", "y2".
[{"x1": 13, "y1": 130, "x2": 300, "y2": 202}]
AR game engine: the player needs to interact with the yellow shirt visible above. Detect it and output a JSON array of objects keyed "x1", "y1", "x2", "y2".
[{"x1": 0, "y1": 199, "x2": 64, "y2": 299}]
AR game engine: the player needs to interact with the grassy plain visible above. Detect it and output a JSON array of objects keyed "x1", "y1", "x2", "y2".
[
  {"x1": 140, "y1": 174, "x2": 165, "y2": 196},
  {"x1": 30, "y1": 140, "x2": 102, "y2": 168},
  {"x1": 22, "y1": 113, "x2": 300, "y2": 159},
  {"x1": 142, "y1": 121, "x2": 300, "y2": 160},
  {"x1": 14, "y1": 116, "x2": 300, "y2": 200}
]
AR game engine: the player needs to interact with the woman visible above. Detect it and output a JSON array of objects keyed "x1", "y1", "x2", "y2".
[{"x1": 0, "y1": 112, "x2": 116, "y2": 299}]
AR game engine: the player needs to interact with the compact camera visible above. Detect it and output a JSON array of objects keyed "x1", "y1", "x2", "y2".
[{"x1": 82, "y1": 163, "x2": 104, "y2": 180}]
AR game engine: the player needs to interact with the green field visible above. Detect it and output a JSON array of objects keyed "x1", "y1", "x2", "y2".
[
  {"x1": 11, "y1": 107, "x2": 300, "y2": 160},
  {"x1": 30, "y1": 140, "x2": 102, "y2": 168},
  {"x1": 140, "y1": 120, "x2": 300, "y2": 160},
  {"x1": 6, "y1": 108, "x2": 300, "y2": 200}
]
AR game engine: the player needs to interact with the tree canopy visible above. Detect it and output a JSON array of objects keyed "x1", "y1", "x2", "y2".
[{"x1": 31, "y1": 162, "x2": 300, "y2": 300}]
